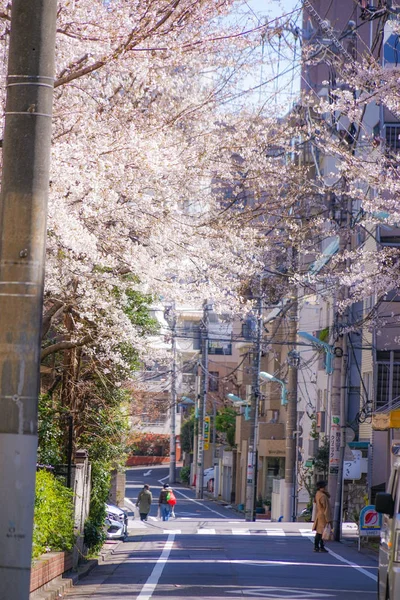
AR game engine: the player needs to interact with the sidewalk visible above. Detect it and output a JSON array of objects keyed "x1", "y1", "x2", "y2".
[{"x1": 30, "y1": 540, "x2": 123, "y2": 600}]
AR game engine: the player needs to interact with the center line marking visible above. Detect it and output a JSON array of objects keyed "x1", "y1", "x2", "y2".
[{"x1": 136, "y1": 534, "x2": 175, "y2": 600}]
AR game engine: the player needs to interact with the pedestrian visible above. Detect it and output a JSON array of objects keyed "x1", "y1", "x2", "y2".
[
  {"x1": 136, "y1": 484, "x2": 152, "y2": 521},
  {"x1": 312, "y1": 480, "x2": 331, "y2": 553},
  {"x1": 158, "y1": 483, "x2": 175, "y2": 521}
]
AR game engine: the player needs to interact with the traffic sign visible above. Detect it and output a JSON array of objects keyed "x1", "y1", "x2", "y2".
[{"x1": 359, "y1": 505, "x2": 382, "y2": 536}]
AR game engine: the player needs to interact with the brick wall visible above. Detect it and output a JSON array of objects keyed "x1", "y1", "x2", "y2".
[{"x1": 30, "y1": 552, "x2": 73, "y2": 593}]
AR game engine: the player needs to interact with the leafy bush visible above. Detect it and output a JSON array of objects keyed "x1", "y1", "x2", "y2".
[
  {"x1": 128, "y1": 432, "x2": 170, "y2": 456},
  {"x1": 33, "y1": 470, "x2": 75, "y2": 560},
  {"x1": 37, "y1": 394, "x2": 65, "y2": 466},
  {"x1": 83, "y1": 461, "x2": 109, "y2": 553},
  {"x1": 215, "y1": 406, "x2": 236, "y2": 448},
  {"x1": 180, "y1": 415, "x2": 195, "y2": 454},
  {"x1": 180, "y1": 465, "x2": 190, "y2": 484}
]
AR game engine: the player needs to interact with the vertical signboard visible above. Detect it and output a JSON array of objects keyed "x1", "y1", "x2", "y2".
[
  {"x1": 329, "y1": 415, "x2": 340, "y2": 474},
  {"x1": 204, "y1": 416, "x2": 210, "y2": 450}
]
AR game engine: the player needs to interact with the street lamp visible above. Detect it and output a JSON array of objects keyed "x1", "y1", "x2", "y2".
[
  {"x1": 179, "y1": 396, "x2": 195, "y2": 408},
  {"x1": 226, "y1": 393, "x2": 250, "y2": 420},
  {"x1": 259, "y1": 371, "x2": 288, "y2": 405},
  {"x1": 298, "y1": 331, "x2": 333, "y2": 375}
]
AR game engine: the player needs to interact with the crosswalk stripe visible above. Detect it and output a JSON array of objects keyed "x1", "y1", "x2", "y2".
[
  {"x1": 300, "y1": 529, "x2": 314, "y2": 537},
  {"x1": 128, "y1": 526, "x2": 319, "y2": 537},
  {"x1": 163, "y1": 529, "x2": 181, "y2": 534},
  {"x1": 197, "y1": 528, "x2": 216, "y2": 534},
  {"x1": 266, "y1": 529, "x2": 285, "y2": 536}
]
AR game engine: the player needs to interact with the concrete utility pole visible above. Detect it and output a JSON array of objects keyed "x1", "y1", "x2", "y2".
[
  {"x1": 196, "y1": 302, "x2": 209, "y2": 499},
  {"x1": 283, "y1": 291, "x2": 299, "y2": 522},
  {"x1": 245, "y1": 284, "x2": 262, "y2": 522},
  {"x1": 169, "y1": 307, "x2": 177, "y2": 484},
  {"x1": 328, "y1": 195, "x2": 352, "y2": 540},
  {"x1": 0, "y1": 2, "x2": 57, "y2": 598},
  {"x1": 192, "y1": 371, "x2": 200, "y2": 485}
]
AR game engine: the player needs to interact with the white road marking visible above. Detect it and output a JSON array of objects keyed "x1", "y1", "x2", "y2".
[
  {"x1": 127, "y1": 518, "x2": 149, "y2": 529},
  {"x1": 266, "y1": 529, "x2": 285, "y2": 536},
  {"x1": 124, "y1": 497, "x2": 137, "y2": 510},
  {"x1": 232, "y1": 529, "x2": 251, "y2": 535},
  {"x1": 300, "y1": 528, "x2": 314, "y2": 537},
  {"x1": 197, "y1": 528, "x2": 216, "y2": 534},
  {"x1": 326, "y1": 547, "x2": 377, "y2": 582},
  {"x1": 227, "y1": 559, "x2": 377, "y2": 570},
  {"x1": 163, "y1": 529, "x2": 181, "y2": 534},
  {"x1": 143, "y1": 470, "x2": 152, "y2": 477},
  {"x1": 230, "y1": 586, "x2": 334, "y2": 598},
  {"x1": 136, "y1": 534, "x2": 175, "y2": 600},
  {"x1": 170, "y1": 487, "x2": 232, "y2": 519}
]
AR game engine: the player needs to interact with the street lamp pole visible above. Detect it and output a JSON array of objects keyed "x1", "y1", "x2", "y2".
[
  {"x1": 196, "y1": 302, "x2": 209, "y2": 499},
  {"x1": 169, "y1": 306, "x2": 177, "y2": 485},
  {"x1": 245, "y1": 289, "x2": 262, "y2": 522}
]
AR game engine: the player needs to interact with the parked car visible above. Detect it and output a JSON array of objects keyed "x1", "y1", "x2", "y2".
[
  {"x1": 296, "y1": 507, "x2": 312, "y2": 522},
  {"x1": 203, "y1": 467, "x2": 214, "y2": 488},
  {"x1": 104, "y1": 503, "x2": 128, "y2": 540},
  {"x1": 375, "y1": 453, "x2": 400, "y2": 600}
]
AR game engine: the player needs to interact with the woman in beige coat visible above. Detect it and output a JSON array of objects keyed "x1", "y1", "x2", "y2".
[{"x1": 312, "y1": 480, "x2": 332, "y2": 552}]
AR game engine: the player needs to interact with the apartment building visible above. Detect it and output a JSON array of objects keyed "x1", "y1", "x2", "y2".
[{"x1": 297, "y1": 0, "x2": 400, "y2": 518}]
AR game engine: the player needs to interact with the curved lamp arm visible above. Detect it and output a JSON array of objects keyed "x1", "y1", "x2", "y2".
[
  {"x1": 259, "y1": 372, "x2": 288, "y2": 406},
  {"x1": 298, "y1": 331, "x2": 333, "y2": 375},
  {"x1": 226, "y1": 393, "x2": 250, "y2": 420}
]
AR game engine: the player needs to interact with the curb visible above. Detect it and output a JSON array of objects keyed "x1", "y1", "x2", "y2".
[{"x1": 29, "y1": 540, "x2": 123, "y2": 600}]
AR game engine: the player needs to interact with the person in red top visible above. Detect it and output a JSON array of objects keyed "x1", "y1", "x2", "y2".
[{"x1": 158, "y1": 483, "x2": 173, "y2": 521}]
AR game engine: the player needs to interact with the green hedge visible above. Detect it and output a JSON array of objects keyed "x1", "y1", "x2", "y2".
[
  {"x1": 180, "y1": 465, "x2": 190, "y2": 484},
  {"x1": 33, "y1": 470, "x2": 75, "y2": 561}
]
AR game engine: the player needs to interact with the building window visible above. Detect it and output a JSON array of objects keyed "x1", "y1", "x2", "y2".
[
  {"x1": 208, "y1": 341, "x2": 232, "y2": 355},
  {"x1": 209, "y1": 371, "x2": 219, "y2": 392},
  {"x1": 384, "y1": 124, "x2": 400, "y2": 152},
  {"x1": 376, "y1": 351, "x2": 400, "y2": 409}
]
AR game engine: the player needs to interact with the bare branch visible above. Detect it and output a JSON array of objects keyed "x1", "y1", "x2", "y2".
[{"x1": 41, "y1": 334, "x2": 93, "y2": 360}]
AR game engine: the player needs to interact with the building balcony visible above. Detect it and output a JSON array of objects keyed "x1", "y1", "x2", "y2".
[
  {"x1": 258, "y1": 422, "x2": 284, "y2": 440},
  {"x1": 263, "y1": 397, "x2": 281, "y2": 412}
]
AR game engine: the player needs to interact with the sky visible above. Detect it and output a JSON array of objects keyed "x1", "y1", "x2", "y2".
[{"x1": 231, "y1": 0, "x2": 303, "y2": 114}]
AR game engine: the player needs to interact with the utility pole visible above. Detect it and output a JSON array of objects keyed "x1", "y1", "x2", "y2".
[
  {"x1": 169, "y1": 306, "x2": 177, "y2": 485},
  {"x1": 192, "y1": 371, "x2": 200, "y2": 486},
  {"x1": 328, "y1": 193, "x2": 351, "y2": 540},
  {"x1": 0, "y1": 2, "x2": 57, "y2": 598},
  {"x1": 245, "y1": 282, "x2": 262, "y2": 521},
  {"x1": 283, "y1": 290, "x2": 299, "y2": 522},
  {"x1": 196, "y1": 302, "x2": 209, "y2": 499}
]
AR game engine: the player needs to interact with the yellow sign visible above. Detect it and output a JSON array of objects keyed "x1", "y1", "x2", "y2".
[
  {"x1": 204, "y1": 416, "x2": 210, "y2": 450},
  {"x1": 390, "y1": 410, "x2": 400, "y2": 429}
]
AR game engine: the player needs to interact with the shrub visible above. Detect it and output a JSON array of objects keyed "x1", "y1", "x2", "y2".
[
  {"x1": 83, "y1": 461, "x2": 109, "y2": 553},
  {"x1": 128, "y1": 432, "x2": 170, "y2": 456},
  {"x1": 180, "y1": 465, "x2": 190, "y2": 484},
  {"x1": 180, "y1": 415, "x2": 195, "y2": 454},
  {"x1": 33, "y1": 470, "x2": 75, "y2": 561}
]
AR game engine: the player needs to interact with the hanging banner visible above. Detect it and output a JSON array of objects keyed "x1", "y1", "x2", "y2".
[{"x1": 329, "y1": 415, "x2": 340, "y2": 475}]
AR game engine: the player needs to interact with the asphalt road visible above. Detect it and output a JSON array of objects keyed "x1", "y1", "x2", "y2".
[{"x1": 64, "y1": 466, "x2": 378, "y2": 600}]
